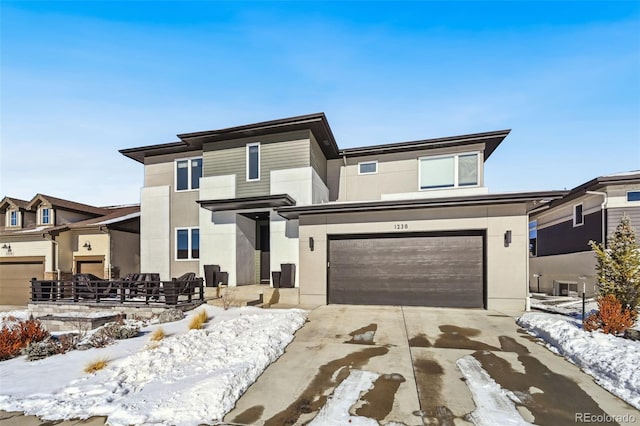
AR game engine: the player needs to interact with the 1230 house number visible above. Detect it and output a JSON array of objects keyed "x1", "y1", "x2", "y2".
[{"x1": 394, "y1": 223, "x2": 408, "y2": 230}]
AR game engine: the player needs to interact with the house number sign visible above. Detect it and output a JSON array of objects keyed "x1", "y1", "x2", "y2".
[{"x1": 394, "y1": 223, "x2": 409, "y2": 230}]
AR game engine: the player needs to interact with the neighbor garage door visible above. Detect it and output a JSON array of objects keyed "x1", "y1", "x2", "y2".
[
  {"x1": 328, "y1": 232, "x2": 484, "y2": 308},
  {"x1": 0, "y1": 258, "x2": 45, "y2": 305}
]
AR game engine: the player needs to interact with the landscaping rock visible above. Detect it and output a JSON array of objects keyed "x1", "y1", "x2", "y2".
[
  {"x1": 623, "y1": 328, "x2": 640, "y2": 341},
  {"x1": 158, "y1": 308, "x2": 185, "y2": 323}
]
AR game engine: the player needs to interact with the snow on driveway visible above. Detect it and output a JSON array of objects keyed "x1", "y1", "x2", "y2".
[
  {"x1": 0, "y1": 305, "x2": 307, "y2": 426},
  {"x1": 517, "y1": 312, "x2": 640, "y2": 409}
]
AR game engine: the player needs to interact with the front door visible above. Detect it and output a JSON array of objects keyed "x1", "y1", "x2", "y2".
[{"x1": 258, "y1": 222, "x2": 270, "y2": 284}]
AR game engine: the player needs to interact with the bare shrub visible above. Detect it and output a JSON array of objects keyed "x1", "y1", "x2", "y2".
[
  {"x1": 84, "y1": 357, "x2": 109, "y2": 374},
  {"x1": 583, "y1": 294, "x2": 636, "y2": 334}
]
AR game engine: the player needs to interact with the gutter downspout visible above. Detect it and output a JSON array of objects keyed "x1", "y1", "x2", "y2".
[
  {"x1": 43, "y1": 233, "x2": 61, "y2": 280},
  {"x1": 342, "y1": 154, "x2": 348, "y2": 200},
  {"x1": 99, "y1": 226, "x2": 112, "y2": 279},
  {"x1": 586, "y1": 191, "x2": 608, "y2": 248}
]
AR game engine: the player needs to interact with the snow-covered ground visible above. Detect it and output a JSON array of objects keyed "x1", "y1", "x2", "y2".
[
  {"x1": 0, "y1": 305, "x2": 307, "y2": 425},
  {"x1": 530, "y1": 296, "x2": 598, "y2": 318},
  {"x1": 517, "y1": 312, "x2": 640, "y2": 409}
]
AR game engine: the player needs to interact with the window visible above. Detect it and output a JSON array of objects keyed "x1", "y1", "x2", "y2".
[
  {"x1": 419, "y1": 152, "x2": 479, "y2": 190},
  {"x1": 176, "y1": 228, "x2": 199, "y2": 260},
  {"x1": 41, "y1": 208, "x2": 51, "y2": 225},
  {"x1": 358, "y1": 161, "x2": 378, "y2": 175},
  {"x1": 627, "y1": 191, "x2": 640, "y2": 202},
  {"x1": 246, "y1": 143, "x2": 260, "y2": 181},
  {"x1": 9, "y1": 211, "x2": 18, "y2": 227},
  {"x1": 175, "y1": 157, "x2": 202, "y2": 191},
  {"x1": 573, "y1": 204, "x2": 584, "y2": 227}
]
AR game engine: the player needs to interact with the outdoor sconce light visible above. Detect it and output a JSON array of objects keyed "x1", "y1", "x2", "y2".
[
  {"x1": 1, "y1": 243, "x2": 10, "y2": 250},
  {"x1": 309, "y1": 237, "x2": 315, "y2": 251},
  {"x1": 83, "y1": 241, "x2": 92, "y2": 251},
  {"x1": 504, "y1": 230, "x2": 512, "y2": 247}
]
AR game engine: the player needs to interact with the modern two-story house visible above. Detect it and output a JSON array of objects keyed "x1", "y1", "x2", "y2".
[
  {"x1": 0, "y1": 194, "x2": 140, "y2": 305},
  {"x1": 120, "y1": 113, "x2": 563, "y2": 311},
  {"x1": 529, "y1": 172, "x2": 640, "y2": 296}
]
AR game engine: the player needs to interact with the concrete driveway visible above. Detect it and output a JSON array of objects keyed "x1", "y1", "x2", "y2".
[{"x1": 225, "y1": 305, "x2": 638, "y2": 425}]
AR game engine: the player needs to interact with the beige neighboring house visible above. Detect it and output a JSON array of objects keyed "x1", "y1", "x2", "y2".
[
  {"x1": 120, "y1": 112, "x2": 564, "y2": 312},
  {"x1": 529, "y1": 171, "x2": 640, "y2": 297},
  {"x1": 0, "y1": 194, "x2": 140, "y2": 305}
]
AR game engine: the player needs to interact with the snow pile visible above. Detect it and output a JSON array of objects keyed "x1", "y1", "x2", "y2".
[
  {"x1": 457, "y1": 356, "x2": 531, "y2": 426},
  {"x1": 517, "y1": 312, "x2": 640, "y2": 409},
  {"x1": 0, "y1": 310, "x2": 30, "y2": 328},
  {"x1": 0, "y1": 306, "x2": 307, "y2": 425}
]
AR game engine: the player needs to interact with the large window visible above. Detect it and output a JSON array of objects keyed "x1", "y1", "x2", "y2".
[
  {"x1": 175, "y1": 157, "x2": 202, "y2": 191},
  {"x1": 246, "y1": 143, "x2": 260, "y2": 181},
  {"x1": 419, "y1": 152, "x2": 479, "y2": 190},
  {"x1": 41, "y1": 208, "x2": 51, "y2": 225},
  {"x1": 627, "y1": 191, "x2": 640, "y2": 202},
  {"x1": 176, "y1": 228, "x2": 199, "y2": 260}
]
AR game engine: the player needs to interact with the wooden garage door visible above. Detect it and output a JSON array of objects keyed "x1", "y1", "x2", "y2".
[
  {"x1": 328, "y1": 232, "x2": 485, "y2": 308},
  {"x1": 0, "y1": 259, "x2": 45, "y2": 305}
]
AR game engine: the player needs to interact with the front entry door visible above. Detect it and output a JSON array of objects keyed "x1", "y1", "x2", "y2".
[{"x1": 258, "y1": 222, "x2": 270, "y2": 283}]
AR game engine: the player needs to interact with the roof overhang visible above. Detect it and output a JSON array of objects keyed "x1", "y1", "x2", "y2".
[
  {"x1": 198, "y1": 194, "x2": 296, "y2": 212},
  {"x1": 277, "y1": 191, "x2": 566, "y2": 220},
  {"x1": 339, "y1": 129, "x2": 511, "y2": 160},
  {"x1": 120, "y1": 113, "x2": 340, "y2": 163}
]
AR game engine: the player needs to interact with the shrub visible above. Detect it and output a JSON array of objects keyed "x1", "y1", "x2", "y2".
[
  {"x1": 188, "y1": 309, "x2": 208, "y2": 330},
  {"x1": 84, "y1": 357, "x2": 109, "y2": 374},
  {"x1": 150, "y1": 327, "x2": 165, "y2": 341},
  {"x1": 24, "y1": 337, "x2": 62, "y2": 361},
  {"x1": 590, "y1": 215, "x2": 640, "y2": 310},
  {"x1": 583, "y1": 294, "x2": 636, "y2": 334},
  {"x1": 0, "y1": 318, "x2": 49, "y2": 361}
]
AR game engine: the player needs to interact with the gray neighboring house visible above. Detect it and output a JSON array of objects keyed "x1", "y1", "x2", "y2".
[
  {"x1": 529, "y1": 171, "x2": 640, "y2": 297},
  {"x1": 120, "y1": 112, "x2": 563, "y2": 311}
]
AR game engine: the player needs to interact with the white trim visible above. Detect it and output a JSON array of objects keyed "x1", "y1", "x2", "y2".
[
  {"x1": 573, "y1": 203, "x2": 584, "y2": 227},
  {"x1": 626, "y1": 190, "x2": 640, "y2": 202},
  {"x1": 174, "y1": 226, "x2": 200, "y2": 261},
  {"x1": 357, "y1": 161, "x2": 378, "y2": 175},
  {"x1": 174, "y1": 156, "x2": 203, "y2": 192},
  {"x1": 418, "y1": 151, "x2": 480, "y2": 191},
  {"x1": 39, "y1": 207, "x2": 52, "y2": 225},
  {"x1": 7, "y1": 210, "x2": 19, "y2": 227},
  {"x1": 246, "y1": 142, "x2": 261, "y2": 182}
]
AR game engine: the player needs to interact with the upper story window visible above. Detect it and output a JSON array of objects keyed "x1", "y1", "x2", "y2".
[
  {"x1": 246, "y1": 143, "x2": 260, "y2": 181},
  {"x1": 358, "y1": 161, "x2": 378, "y2": 175},
  {"x1": 573, "y1": 204, "x2": 584, "y2": 227},
  {"x1": 176, "y1": 227, "x2": 200, "y2": 260},
  {"x1": 8, "y1": 210, "x2": 18, "y2": 227},
  {"x1": 175, "y1": 157, "x2": 203, "y2": 191},
  {"x1": 41, "y1": 208, "x2": 51, "y2": 225},
  {"x1": 419, "y1": 152, "x2": 479, "y2": 190},
  {"x1": 627, "y1": 191, "x2": 640, "y2": 202}
]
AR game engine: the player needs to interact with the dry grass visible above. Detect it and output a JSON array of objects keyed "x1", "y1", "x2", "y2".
[
  {"x1": 150, "y1": 327, "x2": 166, "y2": 341},
  {"x1": 188, "y1": 309, "x2": 209, "y2": 330},
  {"x1": 84, "y1": 357, "x2": 109, "y2": 374}
]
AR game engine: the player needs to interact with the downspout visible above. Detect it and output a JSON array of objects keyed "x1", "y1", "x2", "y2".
[
  {"x1": 43, "y1": 233, "x2": 61, "y2": 280},
  {"x1": 99, "y1": 226, "x2": 112, "y2": 279},
  {"x1": 586, "y1": 191, "x2": 608, "y2": 248},
  {"x1": 342, "y1": 154, "x2": 348, "y2": 200}
]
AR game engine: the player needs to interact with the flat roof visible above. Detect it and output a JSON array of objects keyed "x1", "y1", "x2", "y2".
[
  {"x1": 277, "y1": 191, "x2": 566, "y2": 220},
  {"x1": 198, "y1": 194, "x2": 296, "y2": 212}
]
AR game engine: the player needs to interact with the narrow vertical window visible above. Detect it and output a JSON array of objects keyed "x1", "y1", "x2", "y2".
[
  {"x1": 191, "y1": 158, "x2": 202, "y2": 189},
  {"x1": 176, "y1": 160, "x2": 189, "y2": 191},
  {"x1": 9, "y1": 211, "x2": 17, "y2": 226},
  {"x1": 191, "y1": 229, "x2": 200, "y2": 259},
  {"x1": 458, "y1": 153, "x2": 478, "y2": 186},
  {"x1": 42, "y1": 208, "x2": 50, "y2": 224},
  {"x1": 177, "y1": 229, "x2": 189, "y2": 259},
  {"x1": 573, "y1": 204, "x2": 584, "y2": 227},
  {"x1": 247, "y1": 143, "x2": 260, "y2": 181}
]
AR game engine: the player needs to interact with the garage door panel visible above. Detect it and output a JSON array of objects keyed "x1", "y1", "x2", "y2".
[
  {"x1": 0, "y1": 261, "x2": 45, "y2": 305},
  {"x1": 328, "y1": 234, "x2": 484, "y2": 307}
]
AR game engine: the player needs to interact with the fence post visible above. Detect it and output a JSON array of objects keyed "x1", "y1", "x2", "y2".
[
  {"x1": 199, "y1": 278, "x2": 204, "y2": 302},
  {"x1": 30, "y1": 278, "x2": 36, "y2": 302}
]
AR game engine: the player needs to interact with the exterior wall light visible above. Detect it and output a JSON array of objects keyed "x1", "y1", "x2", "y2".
[
  {"x1": 504, "y1": 230, "x2": 512, "y2": 247},
  {"x1": 309, "y1": 237, "x2": 314, "y2": 251},
  {"x1": 83, "y1": 241, "x2": 92, "y2": 251}
]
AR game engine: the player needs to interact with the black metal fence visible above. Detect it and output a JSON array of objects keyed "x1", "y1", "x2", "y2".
[{"x1": 31, "y1": 277, "x2": 204, "y2": 305}]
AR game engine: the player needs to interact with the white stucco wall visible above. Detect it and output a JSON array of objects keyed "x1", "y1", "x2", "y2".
[{"x1": 140, "y1": 186, "x2": 170, "y2": 280}]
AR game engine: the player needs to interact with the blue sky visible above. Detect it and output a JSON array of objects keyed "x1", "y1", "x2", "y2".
[{"x1": 1, "y1": 1, "x2": 639, "y2": 206}]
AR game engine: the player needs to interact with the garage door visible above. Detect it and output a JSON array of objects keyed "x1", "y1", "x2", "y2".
[
  {"x1": 0, "y1": 259, "x2": 45, "y2": 305},
  {"x1": 328, "y1": 232, "x2": 484, "y2": 308},
  {"x1": 77, "y1": 261, "x2": 104, "y2": 277}
]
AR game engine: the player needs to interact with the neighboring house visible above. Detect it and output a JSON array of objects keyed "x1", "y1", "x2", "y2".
[
  {"x1": 120, "y1": 112, "x2": 563, "y2": 311},
  {"x1": 529, "y1": 171, "x2": 640, "y2": 297},
  {"x1": 0, "y1": 194, "x2": 140, "y2": 305}
]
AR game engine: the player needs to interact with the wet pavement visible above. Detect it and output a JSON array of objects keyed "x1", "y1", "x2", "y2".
[{"x1": 225, "y1": 305, "x2": 639, "y2": 425}]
